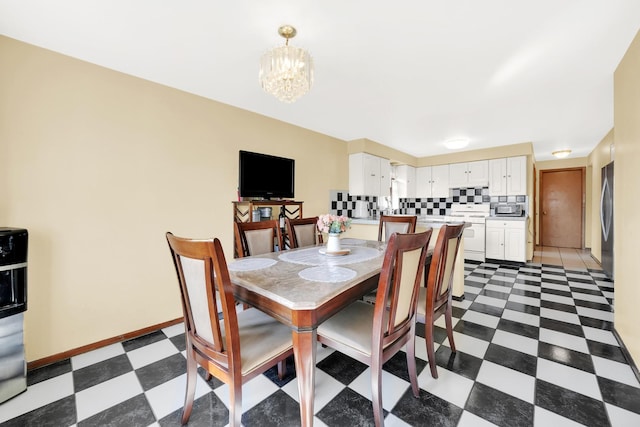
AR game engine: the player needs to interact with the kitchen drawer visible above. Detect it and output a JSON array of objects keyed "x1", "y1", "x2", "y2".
[{"x1": 486, "y1": 219, "x2": 526, "y2": 229}]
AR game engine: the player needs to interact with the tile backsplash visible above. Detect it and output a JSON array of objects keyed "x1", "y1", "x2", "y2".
[
  {"x1": 328, "y1": 188, "x2": 528, "y2": 217},
  {"x1": 328, "y1": 190, "x2": 379, "y2": 217},
  {"x1": 399, "y1": 187, "x2": 490, "y2": 216}
]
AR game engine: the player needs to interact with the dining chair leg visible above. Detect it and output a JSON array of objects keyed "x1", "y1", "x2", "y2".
[
  {"x1": 277, "y1": 359, "x2": 286, "y2": 380},
  {"x1": 445, "y1": 304, "x2": 456, "y2": 353},
  {"x1": 181, "y1": 351, "x2": 198, "y2": 424},
  {"x1": 406, "y1": 328, "x2": 420, "y2": 397},
  {"x1": 229, "y1": 380, "x2": 243, "y2": 427},
  {"x1": 371, "y1": 361, "x2": 384, "y2": 427},
  {"x1": 425, "y1": 314, "x2": 438, "y2": 379}
]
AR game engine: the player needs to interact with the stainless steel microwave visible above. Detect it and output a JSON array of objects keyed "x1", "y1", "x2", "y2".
[{"x1": 494, "y1": 203, "x2": 524, "y2": 217}]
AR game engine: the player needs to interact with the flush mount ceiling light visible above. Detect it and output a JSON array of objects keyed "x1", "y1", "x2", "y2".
[
  {"x1": 444, "y1": 138, "x2": 470, "y2": 150},
  {"x1": 552, "y1": 149, "x2": 572, "y2": 158},
  {"x1": 259, "y1": 25, "x2": 314, "y2": 103}
]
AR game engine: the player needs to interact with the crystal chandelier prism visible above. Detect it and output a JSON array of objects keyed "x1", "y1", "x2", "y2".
[{"x1": 259, "y1": 25, "x2": 314, "y2": 103}]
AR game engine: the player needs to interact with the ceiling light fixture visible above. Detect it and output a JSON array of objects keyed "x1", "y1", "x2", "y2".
[
  {"x1": 444, "y1": 138, "x2": 470, "y2": 150},
  {"x1": 552, "y1": 149, "x2": 572, "y2": 159},
  {"x1": 259, "y1": 25, "x2": 314, "y2": 103}
]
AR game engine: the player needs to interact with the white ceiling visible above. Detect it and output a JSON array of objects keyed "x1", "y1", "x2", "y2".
[{"x1": 2, "y1": 1, "x2": 639, "y2": 161}]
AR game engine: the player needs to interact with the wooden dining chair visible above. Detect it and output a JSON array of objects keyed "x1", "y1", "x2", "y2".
[
  {"x1": 317, "y1": 230, "x2": 433, "y2": 427},
  {"x1": 377, "y1": 213, "x2": 417, "y2": 242},
  {"x1": 234, "y1": 219, "x2": 283, "y2": 257},
  {"x1": 285, "y1": 216, "x2": 323, "y2": 248},
  {"x1": 416, "y1": 223, "x2": 465, "y2": 379},
  {"x1": 166, "y1": 232, "x2": 294, "y2": 426}
]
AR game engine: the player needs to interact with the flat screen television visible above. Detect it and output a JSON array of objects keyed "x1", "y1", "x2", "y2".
[{"x1": 239, "y1": 150, "x2": 295, "y2": 199}]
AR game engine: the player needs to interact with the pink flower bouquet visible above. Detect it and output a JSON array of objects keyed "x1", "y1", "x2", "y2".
[{"x1": 317, "y1": 214, "x2": 352, "y2": 234}]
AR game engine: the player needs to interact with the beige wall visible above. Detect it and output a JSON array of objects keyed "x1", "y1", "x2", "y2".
[
  {"x1": 0, "y1": 36, "x2": 348, "y2": 361},
  {"x1": 613, "y1": 30, "x2": 640, "y2": 365},
  {"x1": 587, "y1": 130, "x2": 615, "y2": 261}
]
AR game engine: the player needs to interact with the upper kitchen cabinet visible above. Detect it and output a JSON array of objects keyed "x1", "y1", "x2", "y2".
[
  {"x1": 416, "y1": 165, "x2": 450, "y2": 198},
  {"x1": 395, "y1": 164, "x2": 416, "y2": 198},
  {"x1": 488, "y1": 156, "x2": 527, "y2": 196},
  {"x1": 349, "y1": 153, "x2": 391, "y2": 197},
  {"x1": 449, "y1": 160, "x2": 489, "y2": 188}
]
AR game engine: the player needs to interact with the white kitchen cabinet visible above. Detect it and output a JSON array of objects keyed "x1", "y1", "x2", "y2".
[
  {"x1": 488, "y1": 158, "x2": 507, "y2": 196},
  {"x1": 506, "y1": 156, "x2": 527, "y2": 195},
  {"x1": 349, "y1": 153, "x2": 391, "y2": 197},
  {"x1": 415, "y1": 165, "x2": 449, "y2": 198},
  {"x1": 379, "y1": 159, "x2": 391, "y2": 197},
  {"x1": 485, "y1": 219, "x2": 527, "y2": 262},
  {"x1": 489, "y1": 156, "x2": 527, "y2": 196},
  {"x1": 449, "y1": 160, "x2": 489, "y2": 188},
  {"x1": 395, "y1": 164, "x2": 416, "y2": 198}
]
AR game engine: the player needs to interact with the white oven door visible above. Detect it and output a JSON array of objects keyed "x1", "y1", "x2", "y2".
[{"x1": 463, "y1": 224, "x2": 485, "y2": 252}]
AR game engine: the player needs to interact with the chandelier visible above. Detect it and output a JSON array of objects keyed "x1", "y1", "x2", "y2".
[{"x1": 259, "y1": 25, "x2": 314, "y2": 103}]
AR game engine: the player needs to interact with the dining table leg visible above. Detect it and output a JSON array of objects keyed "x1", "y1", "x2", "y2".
[{"x1": 292, "y1": 328, "x2": 317, "y2": 427}]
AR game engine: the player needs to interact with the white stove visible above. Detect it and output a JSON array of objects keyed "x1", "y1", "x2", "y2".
[{"x1": 446, "y1": 203, "x2": 490, "y2": 262}]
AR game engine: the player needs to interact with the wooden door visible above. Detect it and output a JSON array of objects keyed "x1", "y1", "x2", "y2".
[{"x1": 540, "y1": 168, "x2": 584, "y2": 248}]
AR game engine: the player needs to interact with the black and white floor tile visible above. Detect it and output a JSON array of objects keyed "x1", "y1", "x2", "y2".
[{"x1": 2, "y1": 261, "x2": 639, "y2": 426}]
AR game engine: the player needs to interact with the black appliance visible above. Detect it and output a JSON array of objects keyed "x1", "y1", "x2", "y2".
[
  {"x1": 600, "y1": 162, "x2": 614, "y2": 279},
  {"x1": 0, "y1": 228, "x2": 28, "y2": 403},
  {"x1": 239, "y1": 150, "x2": 295, "y2": 199}
]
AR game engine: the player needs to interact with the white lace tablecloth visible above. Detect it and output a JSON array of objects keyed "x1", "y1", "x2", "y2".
[
  {"x1": 298, "y1": 266, "x2": 357, "y2": 283},
  {"x1": 340, "y1": 238, "x2": 368, "y2": 246},
  {"x1": 278, "y1": 245, "x2": 382, "y2": 266},
  {"x1": 228, "y1": 258, "x2": 277, "y2": 272}
]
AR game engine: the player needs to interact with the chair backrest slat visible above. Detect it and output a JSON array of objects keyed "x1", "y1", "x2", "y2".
[
  {"x1": 245, "y1": 228, "x2": 275, "y2": 255},
  {"x1": 427, "y1": 224, "x2": 465, "y2": 309},
  {"x1": 234, "y1": 220, "x2": 283, "y2": 257},
  {"x1": 285, "y1": 217, "x2": 322, "y2": 248},
  {"x1": 167, "y1": 233, "x2": 239, "y2": 359},
  {"x1": 377, "y1": 214, "x2": 418, "y2": 242},
  {"x1": 373, "y1": 230, "x2": 432, "y2": 345}
]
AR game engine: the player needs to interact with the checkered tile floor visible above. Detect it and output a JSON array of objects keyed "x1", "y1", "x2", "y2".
[{"x1": 2, "y1": 261, "x2": 640, "y2": 426}]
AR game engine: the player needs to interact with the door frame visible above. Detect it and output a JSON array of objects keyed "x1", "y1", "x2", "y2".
[{"x1": 539, "y1": 167, "x2": 585, "y2": 248}]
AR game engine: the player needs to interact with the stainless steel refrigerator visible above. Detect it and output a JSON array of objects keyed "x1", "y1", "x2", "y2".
[
  {"x1": 0, "y1": 228, "x2": 28, "y2": 403},
  {"x1": 600, "y1": 162, "x2": 614, "y2": 279}
]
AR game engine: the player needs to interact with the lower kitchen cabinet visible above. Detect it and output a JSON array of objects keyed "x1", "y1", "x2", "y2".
[{"x1": 485, "y1": 219, "x2": 527, "y2": 262}]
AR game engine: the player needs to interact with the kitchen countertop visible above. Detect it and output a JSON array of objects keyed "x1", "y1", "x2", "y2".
[
  {"x1": 352, "y1": 215, "x2": 528, "y2": 226},
  {"x1": 351, "y1": 215, "x2": 466, "y2": 227},
  {"x1": 486, "y1": 216, "x2": 528, "y2": 222}
]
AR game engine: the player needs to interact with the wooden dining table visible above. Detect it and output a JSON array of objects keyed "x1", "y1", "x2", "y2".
[{"x1": 227, "y1": 239, "x2": 387, "y2": 427}]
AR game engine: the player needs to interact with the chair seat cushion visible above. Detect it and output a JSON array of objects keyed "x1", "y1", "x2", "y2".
[
  {"x1": 236, "y1": 308, "x2": 293, "y2": 376},
  {"x1": 318, "y1": 301, "x2": 387, "y2": 358}
]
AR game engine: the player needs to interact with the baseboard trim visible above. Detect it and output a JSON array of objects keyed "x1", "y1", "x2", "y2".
[
  {"x1": 27, "y1": 317, "x2": 184, "y2": 371},
  {"x1": 613, "y1": 327, "x2": 640, "y2": 384},
  {"x1": 589, "y1": 251, "x2": 602, "y2": 267}
]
